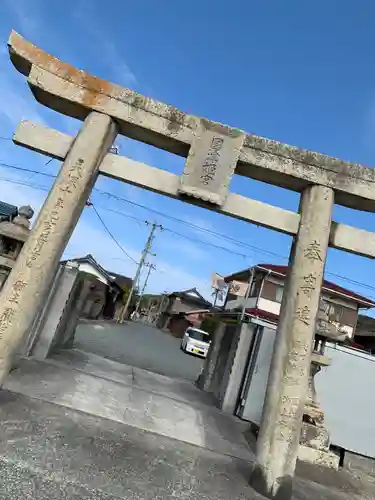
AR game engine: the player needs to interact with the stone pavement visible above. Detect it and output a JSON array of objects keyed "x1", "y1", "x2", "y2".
[
  {"x1": 74, "y1": 321, "x2": 204, "y2": 382},
  {"x1": 4, "y1": 351, "x2": 253, "y2": 461},
  {"x1": 1, "y1": 389, "x2": 375, "y2": 500}
]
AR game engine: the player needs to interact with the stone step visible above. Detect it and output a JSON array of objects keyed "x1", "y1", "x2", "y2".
[
  {"x1": 48, "y1": 348, "x2": 218, "y2": 411},
  {"x1": 4, "y1": 357, "x2": 253, "y2": 462}
]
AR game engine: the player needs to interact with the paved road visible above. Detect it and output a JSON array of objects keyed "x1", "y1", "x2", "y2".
[
  {"x1": 74, "y1": 321, "x2": 204, "y2": 382},
  {"x1": 1, "y1": 391, "x2": 374, "y2": 500}
]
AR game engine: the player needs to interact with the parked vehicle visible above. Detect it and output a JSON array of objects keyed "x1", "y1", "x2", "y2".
[{"x1": 181, "y1": 327, "x2": 211, "y2": 358}]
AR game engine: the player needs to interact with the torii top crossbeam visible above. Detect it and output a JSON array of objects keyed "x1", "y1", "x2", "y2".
[{"x1": 8, "y1": 30, "x2": 375, "y2": 212}]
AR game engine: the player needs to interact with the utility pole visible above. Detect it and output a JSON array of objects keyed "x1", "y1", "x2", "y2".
[
  {"x1": 118, "y1": 222, "x2": 162, "y2": 323},
  {"x1": 134, "y1": 262, "x2": 156, "y2": 316}
]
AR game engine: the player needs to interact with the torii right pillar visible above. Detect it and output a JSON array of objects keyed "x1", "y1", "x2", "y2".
[{"x1": 251, "y1": 185, "x2": 334, "y2": 500}]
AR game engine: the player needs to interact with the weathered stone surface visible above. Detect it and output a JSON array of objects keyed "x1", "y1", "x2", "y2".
[
  {"x1": 300, "y1": 422, "x2": 330, "y2": 451},
  {"x1": 8, "y1": 30, "x2": 375, "y2": 211},
  {"x1": 251, "y1": 185, "x2": 334, "y2": 499},
  {"x1": 0, "y1": 112, "x2": 117, "y2": 384},
  {"x1": 179, "y1": 119, "x2": 245, "y2": 205},
  {"x1": 298, "y1": 445, "x2": 340, "y2": 470},
  {"x1": 13, "y1": 119, "x2": 73, "y2": 159}
]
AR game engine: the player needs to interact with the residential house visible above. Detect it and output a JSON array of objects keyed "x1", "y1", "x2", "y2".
[
  {"x1": 106, "y1": 270, "x2": 133, "y2": 320},
  {"x1": 197, "y1": 263, "x2": 375, "y2": 466},
  {"x1": 60, "y1": 255, "x2": 131, "y2": 320},
  {"x1": 158, "y1": 288, "x2": 212, "y2": 337},
  {"x1": 225, "y1": 264, "x2": 375, "y2": 342}
]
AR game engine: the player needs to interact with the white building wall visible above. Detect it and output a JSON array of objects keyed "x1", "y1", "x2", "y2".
[
  {"x1": 72, "y1": 262, "x2": 109, "y2": 285},
  {"x1": 257, "y1": 297, "x2": 280, "y2": 315}
]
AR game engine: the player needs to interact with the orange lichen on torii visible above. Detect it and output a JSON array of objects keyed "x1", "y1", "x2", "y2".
[{"x1": 8, "y1": 30, "x2": 135, "y2": 105}]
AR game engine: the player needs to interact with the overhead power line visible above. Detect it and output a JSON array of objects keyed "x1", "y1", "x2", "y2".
[
  {"x1": 0, "y1": 164, "x2": 375, "y2": 297},
  {"x1": 94, "y1": 203, "x2": 375, "y2": 298},
  {"x1": 91, "y1": 203, "x2": 138, "y2": 265},
  {"x1": 93, "y1": 188, "x2": 287, "y2": 259},
  {"x1": 0, "y1": 162, "x2": 281, "y2": 257},
  {"x1": 101, "y1": 206, "x2": 248, "y2": 259}
]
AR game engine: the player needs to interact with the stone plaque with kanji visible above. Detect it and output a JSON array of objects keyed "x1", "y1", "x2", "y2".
[{"x1": 178, "y1": 119, "x2": 245, "y2": 205}]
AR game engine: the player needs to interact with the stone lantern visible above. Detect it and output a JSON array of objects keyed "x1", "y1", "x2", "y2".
[
  {"x1": 0, "y1": 205, "x2": 33, "y2": 290},
  {"x1": 298, "y1": 300, "x2": 342, "y2": 468}
]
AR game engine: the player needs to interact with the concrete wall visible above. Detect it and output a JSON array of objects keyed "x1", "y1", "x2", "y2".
[
  {"x1": 31, "y1": 263, "x2": 82, "y2": 358},
  {"x1": 211, "y1": 324, "x2": 237, "y2": 400},
  {"x1": 220, "y1": 323, "x2": 255, "y2": 414},
  {"x1": 23, "y1": 264, "x2": 98, "y2": 360},
  {"x1": 198, "y1": 321, "x2": 256, "y2": 415},
  {"x1": 316, "y1": 343, "x2": 375, "y2": 458}
]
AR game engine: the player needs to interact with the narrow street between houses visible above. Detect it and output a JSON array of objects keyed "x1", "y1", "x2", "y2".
[{"x1": 74, "y1": 320, "x2": 205, "y2": 382}]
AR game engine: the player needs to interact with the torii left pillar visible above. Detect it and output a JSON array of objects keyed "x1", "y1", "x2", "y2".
[{"x1": 0, "y1": 112, "x2": 117, "y2": 385}]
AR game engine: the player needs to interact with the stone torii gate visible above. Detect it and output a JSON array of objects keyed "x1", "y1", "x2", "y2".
[{"x1": 2, "y1": 30, "x2": 375, "y2": 499}]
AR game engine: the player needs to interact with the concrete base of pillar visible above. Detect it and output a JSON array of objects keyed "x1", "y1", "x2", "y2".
[{"x1": 298, "y1": 444, "x2": 339, "y2": 469}]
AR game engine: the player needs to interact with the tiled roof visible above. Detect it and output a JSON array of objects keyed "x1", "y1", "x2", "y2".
[
  {"x1": 0, "y1": 201, "x2": 17, "y2": 219},
  {"x1": 108, "y1": 271, "x2": 133, "y2": 290},
  {"x1": 169, "y1": 288, "x2": 212, "y2": 307}
]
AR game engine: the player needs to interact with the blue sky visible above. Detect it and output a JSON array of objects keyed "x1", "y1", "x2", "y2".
[{"x1": 1, "y1": 0, "x2": 375, "y2": 307}]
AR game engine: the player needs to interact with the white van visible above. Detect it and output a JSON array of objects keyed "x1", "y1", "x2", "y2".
[{"x1": 181, "y1": 327, "x2": 211, "y2": 358}]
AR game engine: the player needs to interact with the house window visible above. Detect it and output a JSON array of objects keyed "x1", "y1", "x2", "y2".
[
  {"x1": 261, "y1": 280, "x2": 278, "y2": 301},
  {"x1": 340, "y1": 306, "x2": 357, "y2": 327},
  {"x1": 328, "y1": 303, "x2": 342, "y2": 323},
  {"x1": 260, "y1": 281, "x2": 284, "y2": 303},
  {"x1": 320, "y1": 300, "x2": 356, "y2": 326},
  {"x1": 275, "y1": 286, "x2": 284, "y2": 303}
]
